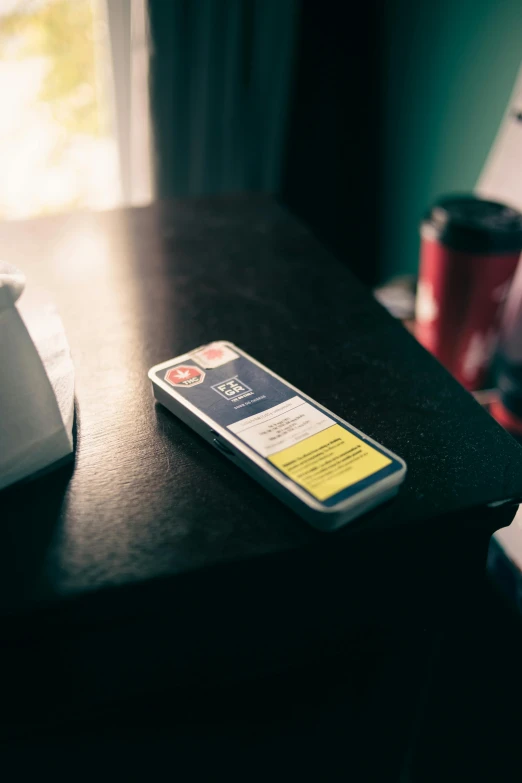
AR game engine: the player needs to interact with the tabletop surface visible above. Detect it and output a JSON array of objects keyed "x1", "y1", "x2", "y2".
[{"x1": 2, "y1": 195, "x2": 522, "y2": 615}]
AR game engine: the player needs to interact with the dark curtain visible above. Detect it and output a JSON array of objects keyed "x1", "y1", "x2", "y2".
[
  {"x1": 148, "y1": 0, "x2": 299, "y2": 197},
  {"x1": 281, "y1": 1, "x2": 382, "y2": 284}
]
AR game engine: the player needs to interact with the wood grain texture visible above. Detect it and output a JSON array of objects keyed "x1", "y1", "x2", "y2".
[{"x1": 0, "y1": 195, "x2": 521, "y2": 618}]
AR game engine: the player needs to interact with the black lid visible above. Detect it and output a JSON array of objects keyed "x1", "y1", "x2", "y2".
[{"x1": 421, "y1": 194, "x2": 522, "y2": 254}]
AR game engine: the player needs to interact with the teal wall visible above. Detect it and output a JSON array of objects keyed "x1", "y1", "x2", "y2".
[{"x1": 381, "y1": 0, "x2": 522, "y2": 281}]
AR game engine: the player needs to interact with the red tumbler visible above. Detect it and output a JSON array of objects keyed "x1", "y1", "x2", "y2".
[
  {"x1": 490, "y1": 260, "x2": 522, "y2": 435},
  {"x1": 415, "y1": 195, "x2": 522, "y2": 390}
]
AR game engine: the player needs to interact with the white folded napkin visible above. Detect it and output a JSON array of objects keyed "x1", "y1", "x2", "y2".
[{"x1": 0, "y1": 263, "x2": 74, "y2": 491}]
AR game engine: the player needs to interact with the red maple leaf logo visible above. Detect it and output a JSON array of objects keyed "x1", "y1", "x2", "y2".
[
  {"x1": 171, "y1": 368, "x2": 194, "y2": 380},
  {"x1": 202, "y1": 348, "x2": 224, "y2": 360},
  {"x1": 165, "y1": 365, "x2": 205, "y2": 386}
]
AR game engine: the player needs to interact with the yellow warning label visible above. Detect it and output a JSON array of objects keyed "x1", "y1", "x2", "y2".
[{"x1": 268, "y1": 424, "x2": 392, "y2": 501}]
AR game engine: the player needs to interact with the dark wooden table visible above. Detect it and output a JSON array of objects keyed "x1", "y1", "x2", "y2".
[{"x1": 2, "y1": 196, "x2": 522, "y2": 771}]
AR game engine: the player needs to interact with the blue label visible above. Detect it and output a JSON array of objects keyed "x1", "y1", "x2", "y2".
[{"x1": 158, "y1": 354, "x2": 295, "y2": 428}]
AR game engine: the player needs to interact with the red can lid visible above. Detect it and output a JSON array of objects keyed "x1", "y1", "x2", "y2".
[{"x1": 421, "y1": 194, "x2": 522, "y2": 255}]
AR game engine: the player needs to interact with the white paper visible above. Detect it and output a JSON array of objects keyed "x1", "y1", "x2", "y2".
[
  {"x1": 228, "y1": 396, "x2": 333, "y2": 458},
  {"x1": 0, "y1": 277, "x2": 74, "y2": 490}
]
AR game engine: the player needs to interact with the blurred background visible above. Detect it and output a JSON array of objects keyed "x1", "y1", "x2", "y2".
[
  {"x1": 1, "y1": 0, "x2": 521, "y2": 282},
  {"x1": 0, "y1": 0, "x2": 151, "y2": 218}
]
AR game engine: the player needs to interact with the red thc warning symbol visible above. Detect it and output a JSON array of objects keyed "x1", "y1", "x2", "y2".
[{"x1": 165, "y1": 365, "x2": 205, "y2": 388}]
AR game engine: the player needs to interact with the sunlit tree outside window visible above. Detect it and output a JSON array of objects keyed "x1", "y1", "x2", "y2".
[{"x1": 0, "y1": 0, "x2": 121, "y2": 219}]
